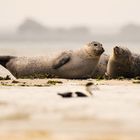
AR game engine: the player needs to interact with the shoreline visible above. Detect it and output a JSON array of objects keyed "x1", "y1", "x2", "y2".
[{"x1": 0, "y1": 78, "x2": 139, "y2": 87}]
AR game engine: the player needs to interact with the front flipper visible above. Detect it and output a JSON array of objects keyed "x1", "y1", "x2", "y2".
[{"x1": 52, "y1": 52, "x2": 71, "y2": 69}]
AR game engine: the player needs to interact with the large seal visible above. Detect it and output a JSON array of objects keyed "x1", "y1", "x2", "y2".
[
  {"x1": 107, "y1": 46, "x2": 140, "y2": 78},
  {"x1": 0, "y1": 41, "x2": 104, "y2": 79},
  {"x1": 50, "y1": 41, "x2": 104, "y2": 79}
]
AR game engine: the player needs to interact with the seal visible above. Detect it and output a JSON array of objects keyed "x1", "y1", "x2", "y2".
[
  {"x1": 106, "y1": 46, "x2": 140, "y2": 78},
  {"x1": 50, "y1": 41, "x2": 104, "y2": 79},
  {"x1": 0, "y1": 41, "x2": 104, "y2": 79},
  {"x1": 92, "y1": 54, "x2": 109, "y2": 78}
]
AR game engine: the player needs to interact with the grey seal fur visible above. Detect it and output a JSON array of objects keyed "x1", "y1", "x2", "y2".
[
  {"x1": 107, "y1": 46, "x2": 140, "y2": 78},
  {"x1": 0, "y1": 41, "x2": 104, "y2": 79}
]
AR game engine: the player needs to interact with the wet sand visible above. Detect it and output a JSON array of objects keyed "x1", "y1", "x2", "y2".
[{"x1": 0, "y1": 79, "x2": 140, "y2": 140}]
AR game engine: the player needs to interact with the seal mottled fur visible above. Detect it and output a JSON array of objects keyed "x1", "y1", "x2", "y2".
[{"x1": 0, "y1": 41, "x2": 104, "y2": 79}]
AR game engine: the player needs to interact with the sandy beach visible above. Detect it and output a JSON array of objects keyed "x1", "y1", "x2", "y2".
[{"x1": 0, "y1": 79, "x2": 140, "y2": 140}]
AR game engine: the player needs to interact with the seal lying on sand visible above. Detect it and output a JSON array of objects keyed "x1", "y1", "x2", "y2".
[
  {"x1": 107, "y1": 46, "x2": 140, "y2": 78},
  {"x1": 0, "y1": 41, "x2": 104, "y2": 79},
  {"x1": 51, "y1": 41, "x2": 104, "y2": 79}
]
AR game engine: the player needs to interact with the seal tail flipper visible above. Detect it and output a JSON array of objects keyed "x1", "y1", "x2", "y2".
[
  {"x1": 0, "y1": 56, "x2": 16, "y2": 68},
  {"x1": 52, "y1": 52, "x2": 71, "y2": 69}
]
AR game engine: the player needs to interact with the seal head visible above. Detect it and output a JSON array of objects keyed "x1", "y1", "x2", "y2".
[
  {"x1": 84, "y1": 41, "x2": 104, "y2": 58},
  {"x1": 107, "y1": 46, "x2": 132, "y2": 78},
  {"x1": 113, "y1": 46, "x2": 131, "y2": 61}
]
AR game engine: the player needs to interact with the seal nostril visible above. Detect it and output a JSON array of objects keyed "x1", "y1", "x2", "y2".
[
  {"x1": 114, "y1": 46, "x2": 119, "y2": 52},
  {"x1": 115, "y1": 46, "x2": 119, "y2": 49},
  {"x1": 94, "y1": 44, "x2": 98, "y2": 46}
]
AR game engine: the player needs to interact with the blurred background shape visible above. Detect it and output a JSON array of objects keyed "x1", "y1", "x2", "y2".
[{"x1": 0, "y1": 0, "x2": 140, "y2": 56}]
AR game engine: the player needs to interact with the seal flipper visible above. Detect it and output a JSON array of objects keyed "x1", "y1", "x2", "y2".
[
  {"x1": 52, "y1": 52, "x2": 71, "y2": 69},
  {"x1": 0, "y1": 56, "x2": 16, "y2": 68}
]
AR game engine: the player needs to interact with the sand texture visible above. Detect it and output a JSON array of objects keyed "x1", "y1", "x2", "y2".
[{"x1": 0, "y1": 79, "x2": 140, "y2": 140}]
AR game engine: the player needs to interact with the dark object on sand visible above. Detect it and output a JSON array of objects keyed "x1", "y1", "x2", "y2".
[
  {"x1": 58, "y1": 91, "x2": 88, "y2": 98},
  {"x1": 12, "y1": 80, "x2": 20, "y2": 83},
  {"x1": 57, "y1": 82, "x2": 95, "y2": 98},
  {"x1": 57, "y1": 92, "x2": 73, "y2": 98},
  {"x1": 75, "y1": 91, "x2": 88, "y2": 97},
  {"x1": 86, "y1": 82, "x2": 94, "y2": 87}
]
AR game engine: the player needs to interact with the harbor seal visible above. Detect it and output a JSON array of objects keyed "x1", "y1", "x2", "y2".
[
  {"x1": 50, "y1": 41, "x2": 104, "y2": 79},
  {"x1": 0, "y1": 41, "x2": 104, "y2": 79},
  {"x1": 92, "y1": 54, "x2": 109, "y2": 78},
  {"x1": 106, "y1": 46, "x2": 140, "y2": 78}
]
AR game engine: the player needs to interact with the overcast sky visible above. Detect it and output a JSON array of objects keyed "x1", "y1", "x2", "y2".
[{"x1": 0, "y1": 0, "x2": 140, "y2": 28}]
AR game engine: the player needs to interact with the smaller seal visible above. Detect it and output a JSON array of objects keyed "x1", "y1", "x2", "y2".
[{"x1": 106, "y1": 46, "x2": 140, "y2": 78}]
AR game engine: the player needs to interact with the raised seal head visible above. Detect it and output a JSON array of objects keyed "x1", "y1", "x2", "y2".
[{"x1": 113, "y1": 46, "x2": 131, "y2": 61}]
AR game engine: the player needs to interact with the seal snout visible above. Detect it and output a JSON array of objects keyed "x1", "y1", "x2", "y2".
[
  {"x1": 114, "y1": 46, "x2": 119, "y2": 50},
  {"x1": 114, "y1": 46, "x2": 120, "y2": 55},
  {"x1": 100, "y1": 46, "x2": 104, "y2": 53},
  {"x1": 95, "y1": 46, "x2": 104, "y2": 56}
]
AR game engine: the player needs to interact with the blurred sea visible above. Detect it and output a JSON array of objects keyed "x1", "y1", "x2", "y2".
[{"x1": 0, "y1": 41, "x2": 140, "y2": 57}]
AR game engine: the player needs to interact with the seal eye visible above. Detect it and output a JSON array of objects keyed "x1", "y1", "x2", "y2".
[{"x1": 94, "y1": 44, "x2": 98, "y2": 46}]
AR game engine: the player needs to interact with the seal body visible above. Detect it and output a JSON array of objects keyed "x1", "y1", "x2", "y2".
[
  {"x1": 92, "y1": 54, "x2": 109, "y2": 78},
  {"x1": 0, "y1": 41, "x2": 104, "y2": 79},
  {"x1": 130, "y1": 54, "x2": 140, "y2": 77},
  {"x1": 6, "y1": 56, "x2": 51, "y2": 78},
  {"x1": 107, "y1": 46, "x2": 140, "y2": 78},
  {"x1": 51, "y1": 42, "x2": 104, "y2": 79}
]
